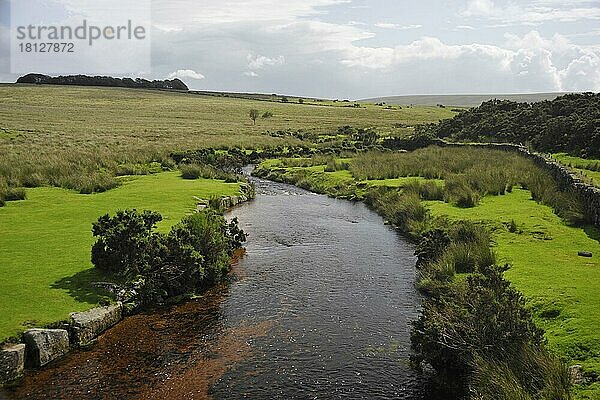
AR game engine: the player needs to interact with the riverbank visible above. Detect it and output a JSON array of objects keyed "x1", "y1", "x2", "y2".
[
  {"x1": 0, "y1": 172, "x2": 245, "y2": 343},
  {"x1": 254, "y1": 147, "x2": 600, "y2": 399},
  {"x1": 0, "y1": 174, "x2": 253, "y2": 385}
]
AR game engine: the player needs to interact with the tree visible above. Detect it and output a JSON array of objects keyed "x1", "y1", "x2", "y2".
[{"x1": 249, "y1": 109, "x2": 260, "y2": 125}]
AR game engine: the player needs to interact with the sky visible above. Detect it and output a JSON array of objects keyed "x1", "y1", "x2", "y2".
[{"x1": 0, "y1": 0, "x2": 599, "y2": 99}]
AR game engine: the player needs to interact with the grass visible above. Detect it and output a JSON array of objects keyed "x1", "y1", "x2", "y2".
[
  {"x1": 0, "y1": 171, "x2": 240, "y2": 341},
  {"x1": 0, "y1": 84, "x2": 453, "y2": 194},
  {"x1": 553, "y1": 153, "x2": 600, "y2": 188},
  {"x1": 425, "y1": 190, "x2": 600, "y2": 399}
]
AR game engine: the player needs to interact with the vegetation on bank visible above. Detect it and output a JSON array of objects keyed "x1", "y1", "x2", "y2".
[
  {"x1": 553, "y1": 153, "x2": 600, "y2": 188},
  {"x1": 254, "y1": 146, "x2": 600, "y2": 399},
  {"x1": 91, "y1": 208, "x2": 246, "y2": 309},
  {"x1": 424, "y1": 92, "x2": 600, "y2": 158},
  {"x1": 0, "y1": 172, "x2": 241, "y2": 341}
]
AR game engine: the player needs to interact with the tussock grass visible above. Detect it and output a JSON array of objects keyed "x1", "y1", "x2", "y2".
[
  {"x1": 180, "y1": 163, "x2": 239, "y2": 182},
  {"x1": 0, "y1": 85, "x2": 453, "y2": 201},
  {"x1": 351, "y1": 147, "x2": 583, "y2": 222}
]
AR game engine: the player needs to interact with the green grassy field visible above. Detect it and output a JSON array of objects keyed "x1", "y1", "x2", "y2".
[
  {"x1": 0, "y1": 172, "x2": 240, "y2": 341},
  {"x1": 553, "y1": 153, "x2": 600, "y2": 188},
  {"x1": 0, "y1": 84, "x2": 454, "y2": 193},
  {"x1": 426, "y1": 191, "x2": 600, "y2": 399}
]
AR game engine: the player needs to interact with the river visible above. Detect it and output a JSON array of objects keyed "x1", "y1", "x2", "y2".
[{"x1": 2, "y1": 176, "x2": 428, "y2": 399}]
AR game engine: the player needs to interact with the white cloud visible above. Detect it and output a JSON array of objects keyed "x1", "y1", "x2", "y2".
[
  {"x1": 456, "y1": 25, "x2": 475, "y2": 30},
  {"x1": 167, "y1": 69, "x2": 205, "y2": 80},
  {"x1": 243, "y1": 71, "x2": 259, "y2": 77},
  {"x1": 151, "y1": 0, "x2": 349, "y2": 30},
  {"x1": 247, "y1": 53, "x2": 285, "y2": 70},
  {"x1": 463, "y1": 0, "x2": 496, "y2": 16},
  {"x1": 461, "y1": 0, "x2": 600, "y2": 24},
  {"x1": 374, "y1": 23, "x2": 422, "y2": 30}
]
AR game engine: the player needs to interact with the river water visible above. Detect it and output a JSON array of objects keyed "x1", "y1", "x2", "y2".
[{"x1": 2, "y1": 176, "x2": 428, "y2": 399}]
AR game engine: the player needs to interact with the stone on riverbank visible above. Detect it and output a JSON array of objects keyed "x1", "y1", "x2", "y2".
[
  {"x1": 22, "y1": 329, "x2": 69, "y2": 367},
  {"x1": 70, "y1": 303, "x2": 123, "y2": 346},
  {"x1": 0, "y1": 344, "x2": 25, "y2": 384}
]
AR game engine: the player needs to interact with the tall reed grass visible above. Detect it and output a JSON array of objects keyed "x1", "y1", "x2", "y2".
[{"x1": 352, "y1": 147, "x2": 583, "y2": 223}]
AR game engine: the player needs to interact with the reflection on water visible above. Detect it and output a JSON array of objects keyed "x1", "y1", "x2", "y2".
[{"x1": 2, "y1": 176, "x2": 428, "y2": 399}]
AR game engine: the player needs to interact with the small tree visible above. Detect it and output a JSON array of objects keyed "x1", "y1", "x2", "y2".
[{"x1": 249, "y1": 109, "x2": 260, "y2": 125}]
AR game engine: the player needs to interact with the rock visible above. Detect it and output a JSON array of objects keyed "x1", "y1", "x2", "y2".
[
  {"x1": 23, "y1": 329, "x2": 69, "y2": 367},
  {"x1": 0, "y1": 344, "x2": 25, "y2": 384},
  {"x1": 569, "y1": 364, "x2": 585, "y2": 385},
  {"x1": 578, "y1": 251, "x2": 593, "y2": 258},
  {"x1": 70, "y1": 303, "x2": 123, "y2": 346}
]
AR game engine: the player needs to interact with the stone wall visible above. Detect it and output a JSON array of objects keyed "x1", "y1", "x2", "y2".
[
  {"x1": 436, "y1": 140, "x2": 600, "y2": 227},
  {"x1": 1, "y1": 303, "x2": 125, "y2": 384}
]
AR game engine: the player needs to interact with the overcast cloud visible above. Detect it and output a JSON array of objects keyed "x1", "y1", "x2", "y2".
[{"x1": 0, "y1": 0, "x2": 599, "y2": 98}]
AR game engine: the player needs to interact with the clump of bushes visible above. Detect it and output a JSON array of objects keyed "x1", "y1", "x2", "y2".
[
  {"x1": 91, "y1": 209, "x2": 246, "y2": 307},
  {"x1": 180, "y1": 163, "x2": 239, "y2": 183}
]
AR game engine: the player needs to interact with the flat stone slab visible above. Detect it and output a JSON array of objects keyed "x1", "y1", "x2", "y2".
[
  {"x1": 70, "y1": 303, "x2": 122, "y2": 346},
  {"x1": 0, "y1": 344, "x2": 25, "y2": 384},
  {"x1": 23, "y1": 329, "x2": 69, "y2": 367}
]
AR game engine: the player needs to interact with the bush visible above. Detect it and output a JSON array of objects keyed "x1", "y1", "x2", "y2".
[
  {"x1": 91, "y1": 209, "x2": 163, "y2": 276},
  {"x1": 404, "y1": 180, "x2": 444, "y2": 201},
  {"x1": 444, "y1": 175, "x2": 480, "y2": 208},
  {"x1": 3, "y1": 187, "x2": 26, "y2": 201},
  {"x1": 411, "y1": 265, "x2": 547, "y2": 395},
  {"x1": 91, "y1": 209, "x2": 247, "y2": 307},
  {"x1": 180, "y1": 163, "x2": 239, "y2": 182}
]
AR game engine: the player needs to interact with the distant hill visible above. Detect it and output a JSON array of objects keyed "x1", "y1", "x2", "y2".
[
  {"x1": 16, "y1": 74, "x2": 189, "y2": 91},
  {"x1": 360, "y1": 93, "x2": 574, "y2": 107}
]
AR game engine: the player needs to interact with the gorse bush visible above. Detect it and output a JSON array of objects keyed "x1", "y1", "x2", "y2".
[
  {"x1": 91, "y1": 209, "x2": 246, "y2": 307},
  {"x1": 91, "y1": 210, "x2": 163, "y2": 276},
  {"x1": 0, "y1": 185, "x2": 26, "y2": 206}
]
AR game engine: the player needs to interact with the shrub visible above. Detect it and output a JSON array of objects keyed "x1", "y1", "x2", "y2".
[
  {"x1": 91, "y1": 210, "x2": 163, "y2": 276},
  {"x1": 180, "y1": 163, "x2": 239, "y2": 182},
  {"x1": 404, "y1": 180, "x2": 444, "y2": 201},
  {"x1": 444, "y1": 175, "x2": 480, "y2": 208},
  {"x1": 415, "y1": 229, "x2": 450, "y2": 267},
  {"x1": 411, "y1": 265, "x2": 547, "y2": 395},
  {"x1": 3, "y1": 187, "x2": 26, "y2": 201},
  {"x1": 91, "y1": 209, "x2": 247, "y2": 307}
]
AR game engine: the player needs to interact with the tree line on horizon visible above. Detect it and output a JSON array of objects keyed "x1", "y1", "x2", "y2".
[{"x1": 16, "y1": 73, "x2": 189, "y2": 91}]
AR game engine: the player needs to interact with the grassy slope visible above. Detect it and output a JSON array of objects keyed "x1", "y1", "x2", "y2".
[
  {"x1": 0, "y1": 85, "x2": 454, "y2": 152},
  {"x1": 0, "y1": 172, "x2": 239, "y2": 341},
  {"x1": 425, "y1": 190, "x2": 600, "y2": 399}
]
